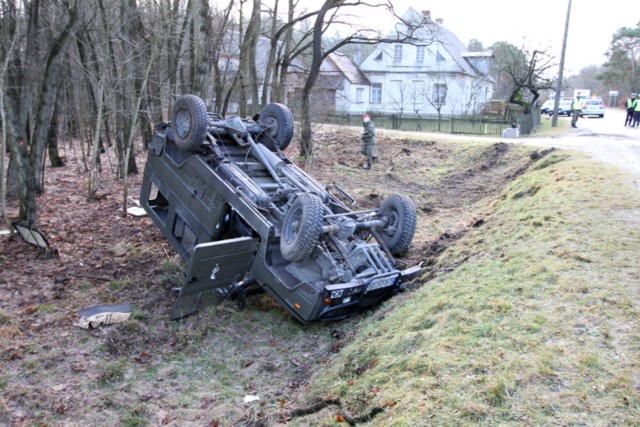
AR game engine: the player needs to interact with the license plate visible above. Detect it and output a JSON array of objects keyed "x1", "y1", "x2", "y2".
[{"x1": 366, "y1": 276, "x2": 397, "y2": 292}]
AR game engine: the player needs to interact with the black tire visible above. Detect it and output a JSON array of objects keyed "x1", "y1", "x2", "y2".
[
  {"x1": 172, "y1": 94, "x2": 209, "y2": 151},
  {"x1": 377, "y1": 194, "x2": 417, "y2": 255},
  {"x1": 280, "y1": 193, "x2": 324, "y2": 262},
  {"x1": 257, "y1": 103, "x2": 294, "y2": 151}
]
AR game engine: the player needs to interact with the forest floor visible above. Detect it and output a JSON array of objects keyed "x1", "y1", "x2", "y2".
[{"x1": 1, "y1": 121, "x2": 639, "y2": 426}]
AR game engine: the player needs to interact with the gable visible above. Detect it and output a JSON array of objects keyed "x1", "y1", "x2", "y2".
[
  {"x1": 320, "y1": 52, "x2": 370, "y2": 86},
  {"x1": 359, "y1": 7, "x2": 490, "y2": 77}
]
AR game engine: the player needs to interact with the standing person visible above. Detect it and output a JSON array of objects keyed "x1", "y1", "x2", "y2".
[
  {"x1": 633, "y1": 96, "x2": 640, "y2": 128},
  {"x1": 360, "y1": 114, "x2": 376, "y2": 170},
  {"x1": 624, "y1": 93, "x2": 637, "y2": 127},
  {"x1": 571, "y1": 92, "x2": 582, "y2": 128}
]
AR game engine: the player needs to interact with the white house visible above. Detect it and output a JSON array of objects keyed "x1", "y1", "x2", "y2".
[
  {"x1": 317, "y1": 51, "x2": 371, "y2": 113},
  {"x1": 327, "y1": 8, "x2": 494, "y2": 116}
]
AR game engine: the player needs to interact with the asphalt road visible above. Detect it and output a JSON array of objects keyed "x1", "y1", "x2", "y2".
[{"x1": 525, "y1": 108, "x2": 640, "y2": 183}]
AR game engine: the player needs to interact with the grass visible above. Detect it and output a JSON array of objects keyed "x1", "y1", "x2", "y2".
[
  {"x1": 533, "y1": 114, "x2": 573, "y2": 135},
  {"x1": 298, "y1": 149, "x2": 640, "y2": 425},
  {"x1": 3, "y1": 126, "x2": 639, "y2": 425}
]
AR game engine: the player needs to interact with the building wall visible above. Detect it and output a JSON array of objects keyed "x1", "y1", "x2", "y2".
[{"x1": 332, "y1": 41, "x2": 493, "y2": 115}]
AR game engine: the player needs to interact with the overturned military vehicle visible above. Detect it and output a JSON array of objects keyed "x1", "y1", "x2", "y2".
[{"x1": 140, "y1": 94, "x2": 421, "y2": 322}]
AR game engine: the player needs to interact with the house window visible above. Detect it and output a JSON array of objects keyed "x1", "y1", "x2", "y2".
[
  {"x1": 393, "y1": 45, "x2": 403, "y2": 63},
  {"x1": 375, "y1": 52, "x2": 383, "y2": 61},
  {"x1": 412, "y1": 80, "x2": 423, "y2": 113},
  {"x1": 371, "y1": 84, "x2": 382, "y2": 104},
  {"x1": 437, "y1": 51, "x2": 446, "y2": 62},
  {"x1": 356, "y1": 88, "x2": 364, "y2": 103},
  {"x1": 416, "y1": 46, "x2": 425, "y2": 63},
  {"x1": 433, "y1": 83, "x2": 447, "y2": 106}
]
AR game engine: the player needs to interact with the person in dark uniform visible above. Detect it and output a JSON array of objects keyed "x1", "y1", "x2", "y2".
[
  {"x1": 624, "y1": 93, "x2": 637, "y2": 127},
  {"x1": 360, "y1": 114, "x2": 376, "y2": 170}
]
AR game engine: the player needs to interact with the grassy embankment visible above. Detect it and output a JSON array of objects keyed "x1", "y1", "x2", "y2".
[{"x1": 298, "y1": 139, "x2": 640, "y2": 425}]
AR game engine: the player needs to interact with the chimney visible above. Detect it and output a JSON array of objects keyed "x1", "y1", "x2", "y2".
[
  {"x1": 436, "y1": 18, "x2": 443, "y2": 25},
  {"x1": 422, "y1": 10, "x2": 431, "y2": 21}
]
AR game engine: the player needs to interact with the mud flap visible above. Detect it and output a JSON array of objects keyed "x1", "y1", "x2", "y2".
[{"x1": 170, "y1": 236, "x2": 259, "y2": 320}]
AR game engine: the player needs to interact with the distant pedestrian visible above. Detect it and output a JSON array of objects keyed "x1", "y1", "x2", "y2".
[
  {"x1": 624, "y1": 93, "x2": 637, "y2": 127},
  {"x1": 571, "y1": 93, "x2": 582, "y2": 128},
  {"x1": 633, "y1": 97, "x2": 640, "y2": 128},
  {"x1": 360, "y1": 114, "x2": 376, "y2": 170}
]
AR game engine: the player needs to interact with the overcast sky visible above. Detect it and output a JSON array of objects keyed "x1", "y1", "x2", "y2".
[
  {"x1": 216, "y1": 0, "x2": 638, "y2": 74},
  {"x1": 355, "y1": 0, "x2": 639, "y2": 74}
]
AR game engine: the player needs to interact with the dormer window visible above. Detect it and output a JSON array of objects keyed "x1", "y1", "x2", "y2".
[
  {"x1": 375, "y1": 52, "x2": 383, "y2": 61},
  {"x1": 437, "y1": 51, "x2": 446, "y2": 62}
]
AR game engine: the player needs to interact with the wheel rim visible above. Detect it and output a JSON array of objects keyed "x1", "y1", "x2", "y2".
[
  {"x1": 263, "y1": 115, "x2": 279, "y2": 137},
  {"x1": 175, "y1": 108, "x2": 191, "y2": 139},
  {"x1": 383, "y1": 210, "x2": 399, "y2": 237},
  {"x1": 283, "y1": 206, "x2": 302, "y2": 244}
]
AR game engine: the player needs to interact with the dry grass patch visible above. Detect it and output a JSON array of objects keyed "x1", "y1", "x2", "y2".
[{"x1": 296, "y1": 151, "x2": 640, "y2": 425}]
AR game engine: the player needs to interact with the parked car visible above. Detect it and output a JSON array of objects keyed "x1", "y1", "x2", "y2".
[
  {"x1": 140, "y1": 95, "x2": 421, "y2": 322},
  {"x1": 580, "y1": 98, "x2": 605, "y2": 118},
  {"x1": 555, "y1": 99, "x2": 573, "y2": 116},
  {"x1": 540, "y1": 100, "x2": 554, "y2": 115},
  {"x1": 542, "y1": 99, "x2": 572, "y2": 116}
]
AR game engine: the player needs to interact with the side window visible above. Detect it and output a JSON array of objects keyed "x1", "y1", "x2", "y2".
[
  {"x1": 356, "y1": 87, "x2": 364, "y2": 103},
  {"x1": 416, "y1": 46, "x2": 425, "y2": 63},
  {"x1": 371, "y1": 84, "x2": 382, "y2": 104},
  {"x1": 393, "y1": 45, "x2": 403, "y2": 63},
  {"x1": 433, "y1": 83, "x2": 447, "y2": 106}
]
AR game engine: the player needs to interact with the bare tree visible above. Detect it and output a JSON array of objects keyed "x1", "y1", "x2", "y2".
[
  {"x1": 2, "y1": 0, "x2": 78, "y2": 227},
  {"x1": 210, "y1": 1, "x2": 236, "y2": 111},
  {"x1": 387, "y1": 81, "x2": 413, "y2": 129},
  {"x1": 455, "y1": 77, "x2": 488, "y2": 115},
  {"x1": 0, "y1": 3, "x2": 22, "y2": 228},
  {"x1": 496, "y1": 42, "x2": 557, "y2": 113},
  {"x1": 419, "y1": 73, "x2": 449, "y2": 131}
]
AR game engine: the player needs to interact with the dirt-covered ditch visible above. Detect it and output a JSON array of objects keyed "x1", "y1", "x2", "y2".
[{"x1": 0, "y1": 127, "x2": 576, "y2": 425}]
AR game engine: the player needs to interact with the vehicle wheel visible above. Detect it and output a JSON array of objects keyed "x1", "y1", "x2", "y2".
[
  {"x1": 377, "y1": 194, "x2": 417, "y2": 255},
  {"x1": 172, "y1": 94, "x2": 209, "y2": 151},
  {"x1": 257, "y1": 103, "x2": 294, "y2": 151},
  {"x1": 280, "y1": 193, "x2": 324, "y2": 262}
]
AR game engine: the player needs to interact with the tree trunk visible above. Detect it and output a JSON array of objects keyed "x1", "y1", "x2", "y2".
[
  {"x1": 88, "y1": 77, "x2": 105, "y2": 201},
  {"x1": 191, "y1": 0, "x2": 212, "y2": 98},
  {"x1": 275, "y1": 0, "x2": 295, "y2": 103},
  {"x1": 47, "y1": 102, "x2": 64, "y2": 167},
  {"x1": 12, "y1": 141, "x2": 37, "y2": 227},
  {"x1": 247, "y1": 0, "x2": 261, "y2": 113},
  {"x1": 0, "y1": 6, "x2": 21, "y2": 227},
  {"x1": 261, "y1": 0, "x2": 280, "y2": 105},
  {"x1": 300, "y1": 94, "x2": 312, "y2": 158},
  {"x1": 299, "y1": 0, "x2": 338, "y2": 158},
  {"x1": 29, "y1": 1, "x2": 77, "y2": 191}
]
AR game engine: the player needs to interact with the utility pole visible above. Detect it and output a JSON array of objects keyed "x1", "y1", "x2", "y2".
[{"x1": 552, "y1": 0, "x2": 572, "y2": 127}]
